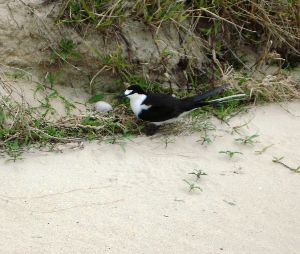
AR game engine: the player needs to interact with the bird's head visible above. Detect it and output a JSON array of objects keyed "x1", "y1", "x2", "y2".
[{"x1": 122, "y1": 85, "x2": 146, "y2": 99}]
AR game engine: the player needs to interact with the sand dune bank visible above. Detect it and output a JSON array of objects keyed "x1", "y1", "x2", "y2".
[{"x1": 0, "y1": 102, "x2": 299, "y2": 254}]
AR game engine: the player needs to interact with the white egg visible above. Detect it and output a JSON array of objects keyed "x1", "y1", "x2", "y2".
[{"x1": 94, "y1": 101, "x2": 113, "y2": 112}]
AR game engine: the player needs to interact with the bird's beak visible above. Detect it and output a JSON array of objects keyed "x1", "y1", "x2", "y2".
[
  {"x1": 116, "y1": 89, "x2": 132, "y2": 100},
  {"x1": 116, "y1": 92, "x2": 126, "y2": 100}
]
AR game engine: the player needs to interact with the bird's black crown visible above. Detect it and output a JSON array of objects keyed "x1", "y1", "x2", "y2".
[{"x1": 127, "y1": 85, "x2": 145, "y2": 95}]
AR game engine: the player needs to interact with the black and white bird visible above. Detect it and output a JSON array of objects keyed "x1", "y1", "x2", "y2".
[{"x1": 121, "y1": 85, "x2": 246, "y2": 135}]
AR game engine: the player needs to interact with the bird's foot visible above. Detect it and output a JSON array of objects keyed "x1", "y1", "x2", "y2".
[{"x1": 144, "y1": 124, "x2": 160, "y2": 136}]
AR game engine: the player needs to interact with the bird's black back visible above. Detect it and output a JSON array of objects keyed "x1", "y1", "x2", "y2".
[
  {"x1": 139, "y1": 93, "x2": 184, "y2": 122},
  {"x1": 137, "y1": 86, "x2": 225, "y2": 122}
]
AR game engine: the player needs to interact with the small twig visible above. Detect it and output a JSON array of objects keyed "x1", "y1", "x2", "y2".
[
  {"x1": 183, "y1": 179, "x2": 202, "y2": 192},
  {"x1": 197, "y1": 7, "x2": 256, "y2": 33},
  {"x1": 7, "y1": 3, "x2": 21, "y2": 29},
  {"x1": 231, "y1": 118, "x2": 253, "y2": 134},
  {"x1": 89, "y1": 66, "x2": 108, "y2": 93},
  {"x1": 255, "y1": 144, "x2": 274, "y2": 155},
  {"x1": 57, "y1": 123, "x2": 106, "y2": 131},
  {"x1": 272, "y1": 157, "x2": 300, "y2": 173},
  {"x1": 29, "y1": 127, "x2": 82, "y2": 142}
]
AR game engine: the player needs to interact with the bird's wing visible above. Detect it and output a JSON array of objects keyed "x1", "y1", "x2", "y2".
[
  {"x1": 184, "y1": 85, "x2": 226, "y2": 103},
  {"x1": 139, "y1": 94, "x2": 182, "y2": 122}
]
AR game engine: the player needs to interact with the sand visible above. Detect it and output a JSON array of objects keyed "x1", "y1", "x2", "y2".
[{"x1": 0, "y1": 102, "x2": 299, "y2": 254}]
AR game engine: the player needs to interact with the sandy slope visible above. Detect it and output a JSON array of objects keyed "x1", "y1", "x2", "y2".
[{"x1": 0, "y1": 102, "x2": 299, "y2": 254}]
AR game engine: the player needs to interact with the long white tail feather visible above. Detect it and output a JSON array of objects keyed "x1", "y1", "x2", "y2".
[{"x1": 207, "y1": 94, "x2": 246, "y2": 103}]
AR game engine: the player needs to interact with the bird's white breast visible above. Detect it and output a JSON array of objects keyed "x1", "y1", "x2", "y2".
[{"x1": 128, "y1": 94, "x2": 151, "y2": 117}]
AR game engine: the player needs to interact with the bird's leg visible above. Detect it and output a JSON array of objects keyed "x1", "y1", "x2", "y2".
[{"x1": 144, "y1": 123, "x2": 160, "y2": 136}]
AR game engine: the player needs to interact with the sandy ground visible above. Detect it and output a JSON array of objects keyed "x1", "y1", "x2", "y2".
[{"x1": 0, "y1": 102, "x2": 299, "y2": 254}]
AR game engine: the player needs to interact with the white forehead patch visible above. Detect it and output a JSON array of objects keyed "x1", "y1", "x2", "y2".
[{"x1": 124, "y1": 89, "x2": 133, "y2": 96}]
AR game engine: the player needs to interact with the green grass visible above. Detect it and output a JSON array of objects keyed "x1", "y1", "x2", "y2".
[
  {"x1": 53, "y1": 0, "x2": 300, "y2": 122},
  {"x1": 0, "y1": 62, "x2": 248, "y2": 160},
  {"x1": 59, "y1": 0, "x2": 188, "y2": 27},
  {"x1": 56, "y1": 1, "x2": 299, "y2": 107},
  {"x1": 3, "y1": 140, "x2": 24, "y2": 162},
  {"x1": 51, "y1": 37, "x2": 81, "y2": 66},
  {"x1": 183, "y1": 167, "x2": 208, "y2": 192},
  {"x1": 183, "y1": 179, "x2": 203, "y2": 192},
  {"x1": 208, "y1": 87, "x2": 249, "y2": 121},
  {"x1": 95, "y1": 48, "x2": 130, "y2": 76},
  {"x1": 219, "y1": 150, "x2": 243, "y2": 159},
  {"x1": 59, "y1": 0, "x2": 299, "y2": 68},
  {"x1": 235, "y1": 134, "x2": 259, "y2": 145},
  {"x1": 188, "y1": 169, "x2": 207, "y2": 181},
  {"x1": 193, "y1": 119, "x2": 215, "y2": 145},
  {"x1": 0, "y1": 87, "x2": 142, "y2": 160}
]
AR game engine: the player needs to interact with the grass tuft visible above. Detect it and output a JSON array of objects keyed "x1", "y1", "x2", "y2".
[
  {"x1": 272, "y1": 156, "x2": 300, "y2": 173},
  {"x1": 60, "y1": 0, "x2": 300, "y2": 61},
  {"x1": 235, "y1": 134, "x2": 259, "y2": 145},
  {"x1": 0, "y1": 75, "x2": 142, "y2": 159},
  {"x1": 219, "y1": 150, "x2": 243, "y2": 159},
  {"x1": 183, "y1": 179, "x2": 203, "y2": 192}
]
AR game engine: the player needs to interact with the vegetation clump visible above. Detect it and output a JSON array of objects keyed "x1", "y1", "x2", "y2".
[{"x1": 59, "y1": 0, "x2": 300, "y2": 65}]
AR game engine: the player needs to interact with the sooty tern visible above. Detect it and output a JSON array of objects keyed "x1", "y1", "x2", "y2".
[{"x1": 121, "y1": 85, "x2": 246, "y2": 135}]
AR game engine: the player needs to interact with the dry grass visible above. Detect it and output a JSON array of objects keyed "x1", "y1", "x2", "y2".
[
  {"x1": 246, "y1": 75, "x2": 300, "y2": 102},
  {"x1": 59, "y1": 0, "x2": 300, "y2": 59},
  {"x1": 57, "y1": 0, "x2": 300, "y2": 98},
  {"x1": 0, "y1": 72, "x2": 142, "y2": 159},
  {"x1": 226, "y1": 72, "x2": 300, "y2": 103},
  {"x1": 1, "y1": 67, "x2": 299, "y2": 159}
]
